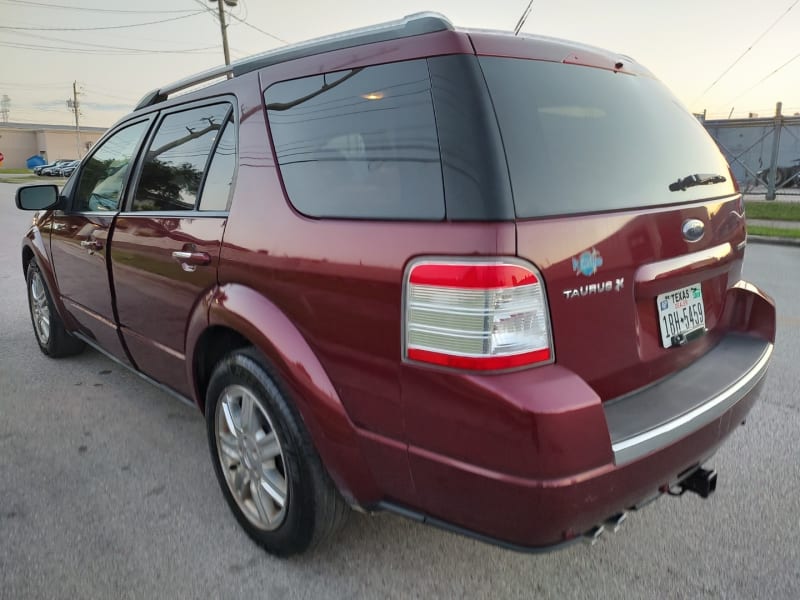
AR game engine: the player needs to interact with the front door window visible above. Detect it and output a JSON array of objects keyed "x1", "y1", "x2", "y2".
[{"x1": 74, "y1": 121, "x2": 149, "y2": 212}]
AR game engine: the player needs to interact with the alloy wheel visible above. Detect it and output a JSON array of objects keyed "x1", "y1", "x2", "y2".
[
  {"x1": 215, "y1": 384, "x2": 289, "y2": 531},
  {"x1": 29, "y1": 270, "x2": 51, "y2": 345}
]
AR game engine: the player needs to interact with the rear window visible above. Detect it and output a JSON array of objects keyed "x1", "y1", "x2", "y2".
[
  {"x1": 479, "y1": 57, "x2": 736, "y2": 218},
  {"x1": 265, "y1": 59, "x2": 444, "y2": 220}
]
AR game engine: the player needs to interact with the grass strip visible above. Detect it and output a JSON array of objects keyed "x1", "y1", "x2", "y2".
[
  {"x1": 748, "y1": 225, "x2": 800, "y2": 239},
  {"x1": 744, "y1": 201, "x2": 800, "y2": 221}
]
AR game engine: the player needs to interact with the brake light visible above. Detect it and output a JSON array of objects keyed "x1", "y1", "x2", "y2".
[{"x1": 404, "y1": 260, "x2": 553, "y2": 371}]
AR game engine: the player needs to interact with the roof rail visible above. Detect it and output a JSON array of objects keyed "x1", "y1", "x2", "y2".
[{"x1": 134, "y1": 12, "x2": 452, "y2": 111}]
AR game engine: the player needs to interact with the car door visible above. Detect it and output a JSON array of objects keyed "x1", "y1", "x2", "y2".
[
  {"x1": 49, "y1": 119, "x2": 152, "y2": 363},
  {"x1": 110, "y1": 101, "x2": 236, "y2": 396}
]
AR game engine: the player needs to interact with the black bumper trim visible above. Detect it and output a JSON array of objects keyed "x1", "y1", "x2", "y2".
[{"x1": 604, "y1": 333, "x2": 772, "y2": 466}]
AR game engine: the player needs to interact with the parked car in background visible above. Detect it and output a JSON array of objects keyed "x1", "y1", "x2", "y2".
[
  {"x1": 56, "y1": 160, "x2": 80, "y2": 177},
  {"x1": 14, "y1": 13, "x2": 775, "y2": 557},
  {"x1": 34, "y1": 159, "x2": 73, "y2": 176}
]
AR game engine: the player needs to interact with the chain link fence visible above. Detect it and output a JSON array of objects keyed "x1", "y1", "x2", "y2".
[{"x1": 703, "y1": 104, "x2": 800, "y2": 200}]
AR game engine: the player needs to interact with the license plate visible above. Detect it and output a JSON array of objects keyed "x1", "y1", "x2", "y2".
[{"x1": 656, "y1": 284, "x2": 705, "y2": 348}]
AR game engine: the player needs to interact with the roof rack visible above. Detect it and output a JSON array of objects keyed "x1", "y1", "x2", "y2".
[{"x1": 134, "y1": 12, "x2": 453, "y2": 111}]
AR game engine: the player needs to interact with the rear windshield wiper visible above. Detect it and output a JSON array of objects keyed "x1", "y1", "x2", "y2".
[{"x1": 669, "y1": 173, "x2": 727, "y2": 192}]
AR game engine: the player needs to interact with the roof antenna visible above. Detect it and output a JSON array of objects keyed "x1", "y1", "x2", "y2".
[{"x1": 514, "y1": 0, "x2": 534, "y2": 35}]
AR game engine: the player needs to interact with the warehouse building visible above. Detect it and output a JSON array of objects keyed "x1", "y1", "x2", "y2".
[{"x1": 0, "y1": 122, "x2": 107, "y2": 168}]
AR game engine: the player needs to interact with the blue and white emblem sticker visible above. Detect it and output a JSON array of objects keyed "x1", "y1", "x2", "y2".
[{"x1": 572, "y1": 248, "x2": 603, "y2": 277}]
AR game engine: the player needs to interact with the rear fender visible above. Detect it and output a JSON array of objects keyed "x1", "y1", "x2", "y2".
[{"x1": 199, "y1": 283, "x2": 382, "y2": 505}]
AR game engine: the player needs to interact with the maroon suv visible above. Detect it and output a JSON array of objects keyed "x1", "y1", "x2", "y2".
[{"x1": 16, "y1": 14, "x2": 775, "y2": 556}]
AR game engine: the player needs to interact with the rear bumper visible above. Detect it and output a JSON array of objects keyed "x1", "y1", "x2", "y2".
[
  {"x1": 605, "y1": 334, "x2": 773, "y2": 465},
  {"x1": 401, "y1": 333, "x2": 770, "y2": 547}
]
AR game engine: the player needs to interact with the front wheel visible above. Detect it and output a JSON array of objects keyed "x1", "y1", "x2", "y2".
[
  {"x1": 205, "y1": 349, "x2": 348, "y2": 556},
  {"x1": 26, "y1": 260, "x2": 85, "y2": 358}
]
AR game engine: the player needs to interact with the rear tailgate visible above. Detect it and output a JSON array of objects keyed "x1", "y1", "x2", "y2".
[
  {"x1": 477, "y1": 50, "x2": 746, "y2": 400},
  {"x1": 516, "y1": 200, "x2": 745, "y2": 400}
]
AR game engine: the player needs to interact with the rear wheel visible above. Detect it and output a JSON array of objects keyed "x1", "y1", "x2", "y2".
[
  {"x1": 26, "y1": 260, "x2": 85, "y2": 358},
  {"x1": 205, "y1": 349, "x2": 348, "y2": 556}
]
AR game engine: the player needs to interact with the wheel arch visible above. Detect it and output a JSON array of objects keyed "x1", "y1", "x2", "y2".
[{"x1": 188, "y1": 283, "x2": 382, "y2": 506}]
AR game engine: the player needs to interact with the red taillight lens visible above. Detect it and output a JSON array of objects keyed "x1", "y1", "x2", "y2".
[{"x1": 404, "y1": 260, "x2": 553, "y2": 371}]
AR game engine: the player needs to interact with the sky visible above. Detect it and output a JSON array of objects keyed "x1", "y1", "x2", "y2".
[{"x1": 1, "y1": 0, "x2": 799, "y2": 128}]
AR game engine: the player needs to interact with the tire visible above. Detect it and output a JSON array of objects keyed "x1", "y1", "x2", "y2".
[
  {"x1": 26, "y1": 260, "x2": 85, "y2": 358},
  {"x1": 775, "y1": 168, "x2": 787, "y2": 188},
  {"x1": 205, "y1": 348, "x2": 348, "y2": 556}
]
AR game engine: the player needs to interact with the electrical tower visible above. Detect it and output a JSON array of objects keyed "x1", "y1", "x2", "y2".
[
  {"x1": 0, "y1": 95, "x2": 9, "y2": 124},
  {"x1": 66, "y1": 81, "x2": 83, "y2": 158}
]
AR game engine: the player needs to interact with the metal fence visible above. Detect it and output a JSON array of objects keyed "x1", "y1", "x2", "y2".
[{"x1": 703, "y1": 103, "x2": 800, "y2": 200}]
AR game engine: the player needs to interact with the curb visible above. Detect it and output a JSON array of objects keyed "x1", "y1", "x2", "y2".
[{"x1": 746, "y1": 235, "x2": 800, "y2": 247}]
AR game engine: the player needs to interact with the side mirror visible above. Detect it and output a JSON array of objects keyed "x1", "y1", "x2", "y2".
[{"x1": 16, "y1": 185, "x2": 60, "y2": 211}]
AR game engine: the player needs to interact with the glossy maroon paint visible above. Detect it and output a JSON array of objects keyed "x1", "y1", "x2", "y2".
[
  {"x1": 49, "y1": 213, "x2": 131, "y2": 364},
  {"x1": 19, "y1": 26, "x2": 776, "y2": 549},
  {"x1": 111, "y1": 215, "x2": 226, "y2": 396},
  {"x1": 516, "y1": 198, "x2": 747, "y2": 402}
]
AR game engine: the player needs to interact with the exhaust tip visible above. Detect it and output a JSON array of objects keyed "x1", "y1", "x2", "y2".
[
  {"x1": 583, "y1": 525, "x2": 605, "y2": 546},
  {"x1": 604, "y1": 512, "x2": 627, "y2": 533}
]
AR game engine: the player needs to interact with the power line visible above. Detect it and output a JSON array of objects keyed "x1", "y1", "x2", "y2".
[
  {"x1": 729, "y1": 50, "x2": 800, "y2": 105},
  {"x1": 0, "y1": 80, "x2": 70, "y2": 89},
  {"x1": 0, "y1": 40, "x2": 217, "y2": 56},
  {"x1": 692, "y1": 0, "x2": 800, "y2": 105},
  {"x1": 9, "y1": 30, "x2": 219, "y2": 54},
  {"x1": 1, "y1": 0, "x2": 198, "y2": 14},
  {"x1": 191, "y1": 0, "x2": 288, "y2": 45},
  {"x1": 0, "y1": 11, "x2": 205, "y2": 32},
  {"x1": 229, "y1": 13, "x2": 288, "y2": 44}
]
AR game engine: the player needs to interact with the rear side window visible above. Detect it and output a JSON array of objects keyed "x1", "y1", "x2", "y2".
[
  {"x1": 265, "y1": 60, "x2": 444, "y2": 220},
  {"x1": 132, "y1": 103, "x2": 230, "y2": 211},
  {"x1": 198, "y1": 115, "x2": 237, "y2": 211},
  {"x1": 479, "y1": 57, "x2": 736, "y2": 218}
]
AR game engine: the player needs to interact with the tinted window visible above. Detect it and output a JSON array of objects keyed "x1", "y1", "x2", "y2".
[
  {"x1": 198, "y1": 117, "x2": 236, "y2": 211},
  {"x1": 133, "y1": 103, "x2": 230, "y2": 211},
  {"x1": 265, "y1": 60, "x2": 444, "y2": 220},
  {"x1": 479, "y1": 58, "x2": 736, "y2": 218},
  {"x1": 74, "y1": 121, "x2": 149, "y2": 212},
  {"x1": 427, "y1": 55, "x2": 514, "y2": 220}
]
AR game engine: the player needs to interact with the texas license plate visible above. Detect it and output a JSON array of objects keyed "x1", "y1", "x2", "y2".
[{"x1": 657, "y1": 284, "x2": 705, "y2": 348}]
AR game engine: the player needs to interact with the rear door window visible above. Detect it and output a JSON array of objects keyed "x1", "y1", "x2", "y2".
[
  {"x1": 265, "y1": 60, "x2": 444, "y2": 220},
  {"x1": 479, "y1": 57, "x2": 736, "y2": 218},
  {"x1": 132, "y1": 103, "x2": 231, "y2": 212}
]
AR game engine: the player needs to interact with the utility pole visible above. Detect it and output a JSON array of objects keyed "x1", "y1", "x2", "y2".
[
  {"x1": 0, "y1": 94, "x2": 10, "y2": 123},
  {"x1": 210, "y1": 0, "x2": 238, "y2": 68},
  {"x1": 66, "y1": 81, "x2": 83, "y2": 158},
  {"x1": 766, "y1": 101, "x2": 783, "y2": 201}
]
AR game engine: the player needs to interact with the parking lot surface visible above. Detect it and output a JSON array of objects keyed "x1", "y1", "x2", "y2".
[{"x1": 1, "y1": 182, "x2": 798, "y2": 599}]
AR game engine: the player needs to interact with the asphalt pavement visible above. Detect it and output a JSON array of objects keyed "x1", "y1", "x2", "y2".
[{"x1": 1, "y1": 182, "x2": 798, "y2": 599}]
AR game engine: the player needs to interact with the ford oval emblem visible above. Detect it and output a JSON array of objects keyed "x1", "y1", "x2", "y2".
[{"x1": 682, "y1": 218, "x2": 705, "y2": 242}]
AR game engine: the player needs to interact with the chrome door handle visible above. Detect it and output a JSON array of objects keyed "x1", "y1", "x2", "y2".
[{"x1": 172, "y1": 250, "x2": 211, "y2": 272}]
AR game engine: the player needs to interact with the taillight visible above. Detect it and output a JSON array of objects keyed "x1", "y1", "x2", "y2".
[{"x1": 404, "y1": 259, "x2": 553, "y2": 371}]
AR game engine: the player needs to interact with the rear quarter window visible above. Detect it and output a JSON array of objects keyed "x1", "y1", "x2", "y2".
[{"x1": 264, "y1": 59, "x2": 445, "y2": 220}]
